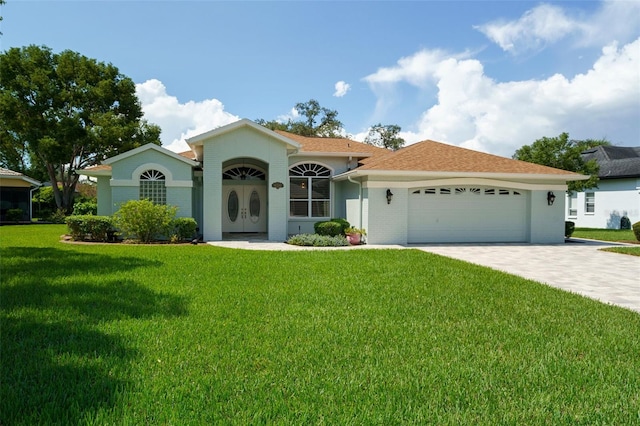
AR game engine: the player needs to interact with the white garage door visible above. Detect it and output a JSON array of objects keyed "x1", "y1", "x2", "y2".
[{"x1": 408, "y1": 187, "x2": 528, "y2": 243}]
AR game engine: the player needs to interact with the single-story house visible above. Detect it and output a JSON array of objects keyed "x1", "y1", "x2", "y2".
[
  {"x1": 566, "y1": 145, "x2": 640, "y2": 229},
  {"x1": 0, "y1": 167, "x2": 42, "y2": 222},
  {"x1": 80, "y1": 119, "x2": 587, "y2": 244}
]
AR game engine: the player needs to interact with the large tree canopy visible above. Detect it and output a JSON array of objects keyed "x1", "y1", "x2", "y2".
[
  {"x1": 256, "y1": 99, "x2": 344, "y2": 137},
  {"x1": 513, "y1": 132, "x2": 610, "y2": 193},
  {"x1": 0, "y1": 45, "x2": 161, "y2": 212},
  {"x1": 364, "y1": 123, "x2": 405, "y2": 151}
]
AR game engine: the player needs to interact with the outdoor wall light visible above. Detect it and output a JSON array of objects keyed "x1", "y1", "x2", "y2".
[
  {"x1": 386, "y1": 189, "x2": 394, "y2": 204},
  {"x1": 547, "y1": 191, "x2": 556, "y2": 206}
]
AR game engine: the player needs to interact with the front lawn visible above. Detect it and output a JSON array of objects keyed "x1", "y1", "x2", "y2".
[{"x1": 2, "y1": 225, "x2": 639, "y2": 424}]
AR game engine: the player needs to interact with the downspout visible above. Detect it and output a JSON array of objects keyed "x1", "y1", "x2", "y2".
[
  {"x1": 29, "y1": 184, "x2": 42, "y2": 221},
  {"x1": 347, "y1": 175, "x2": 363, "y2": 228}
]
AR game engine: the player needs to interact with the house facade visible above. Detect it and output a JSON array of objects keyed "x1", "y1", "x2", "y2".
[
  {"x1": 81, "y1": 119, "x2": 587, "y2": 244},
  {"x1": 565, "y1": 145, "x2": 640, "y2": 229},
  {"x1": 0, "y1": 167, "x2": 41, "y2": 222}
]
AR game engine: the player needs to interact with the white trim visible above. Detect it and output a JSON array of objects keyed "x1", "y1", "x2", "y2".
[
  {"x1": 334, "y1": 169, "x2": 588, "y2": 182},
  {"x1": 363, "y1": 178, "x2": 568, "y2": 191},
  {"x1": 289, "y1": 151, "x2": 374, "y2": 158},
  {"x1": 186, "y1": 118, "x2": 301, "y2": 150},
  {"x1": 103, "y1": 143, "x2": 198, "y2": 167}
]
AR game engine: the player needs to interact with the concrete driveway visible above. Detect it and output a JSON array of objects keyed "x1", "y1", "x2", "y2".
[{"x1": 411, "y1": 239, "x2": 640, "y2": 314}]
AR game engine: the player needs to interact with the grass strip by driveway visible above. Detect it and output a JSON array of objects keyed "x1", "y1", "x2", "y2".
[
  {"x1": 2, "y1": 225, "x2": 639, "y2": 424},
  {"x1": 572, "y1": 227, "x2": 640, "y2": 256}
]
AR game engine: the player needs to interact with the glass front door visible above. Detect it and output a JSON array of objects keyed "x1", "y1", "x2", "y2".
[{"x1": 222, "y1": 185, "x2": 267, "y2": 233}]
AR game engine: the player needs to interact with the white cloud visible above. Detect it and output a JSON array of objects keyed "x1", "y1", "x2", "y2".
[
  {"x1": 475, "y1": 4, "x2": 577, "y2": 53},
  {"x1": 135, "y1": 79, "x2": 240, "y2": 152},
  {"x1": 364, "y1": 39, "x2": 640, "y2": 157},
  {"x1": 333, "y1": 81, "x2": 351, "y2": 97},
  {"x1": 476, "y1": 1, "x2": 640, "y2": 53}
]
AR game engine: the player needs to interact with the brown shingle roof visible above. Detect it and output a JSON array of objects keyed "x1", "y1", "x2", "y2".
[
  {"x1": 358, "y1": 139, "x2": 580, "y2": 175},
  {"x1": 275, "y1": 130, "x2": 389, "y2": 157}
]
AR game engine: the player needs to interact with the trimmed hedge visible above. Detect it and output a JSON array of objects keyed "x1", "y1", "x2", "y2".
[
  {"x1": 565, "y1": 221, "x2": 575, "y2": 238},
  {"x1": 633, "y1": 221, "x2": 640, "y2": 242},
  {"x1": 66, "y1": 215, "x2": 114, "y2": 242},
  {"x1": 314, "y1": 218, "x2": 350, "y2": 237},
  {"x1": 170, "y1": 217, "x2": 198, "y2": 241},
  {"x1": 6, "y1": 208, "x2": 23, "y2": 223},
  {"x1": 287, "y1": 233, "x2": 349, "y2": 247}
]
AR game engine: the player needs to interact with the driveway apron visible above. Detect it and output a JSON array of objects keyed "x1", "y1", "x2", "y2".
[{"x1": 412, "y1": 240, "x2": 640, "y2": 314}]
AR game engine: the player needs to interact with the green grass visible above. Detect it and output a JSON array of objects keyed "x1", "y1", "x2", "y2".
[
  {"x1": 2, "y1": 225, "x2": 640, "y2": 424},
  {"x1": 572, "y1": 227, "x2": 640, "y2": 256},
  {"x1": 573, "y1": 227, "x2": 638, "y2": 243}
]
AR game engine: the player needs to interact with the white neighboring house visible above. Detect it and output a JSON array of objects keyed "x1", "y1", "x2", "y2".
[{"x1": 566, "y1": 146, "x2": 640, "y2": 229}]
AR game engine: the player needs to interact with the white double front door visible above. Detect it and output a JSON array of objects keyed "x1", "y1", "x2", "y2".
[{"x1": 222, "y1": 184, "x2": 267, "y2": 233}]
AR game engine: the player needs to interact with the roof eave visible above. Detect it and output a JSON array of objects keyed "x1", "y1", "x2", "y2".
[
  {"x1": 103, "y1": 143, "x2": 198, "y2": 167},
  {"x1": 290, "y1": 151, "x2": 374, "y2": 158},
  {"x1": 333, "y1": 169, "x2": 588, "y2": 182},
  {"x1": 0, "y1": 175, "x2": 42, "y2": 186},
  {"x1": 186, "y1": 118, "x2": 302, "y2": 150}
]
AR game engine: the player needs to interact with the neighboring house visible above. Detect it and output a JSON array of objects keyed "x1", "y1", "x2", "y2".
[
  {"x1": 79, "y1": 119, "x2": 587, "y2": 244},
  {"x1": 566, "y1": 145, "x2": 640, "y2": 229},
  {"x1": 0, "y1": 167, "x2": 42, "y2": 222}
]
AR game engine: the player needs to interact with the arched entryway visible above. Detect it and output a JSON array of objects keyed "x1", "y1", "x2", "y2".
[{"x1": 221, "y1": 161, "x2": 268, "y2": 234}]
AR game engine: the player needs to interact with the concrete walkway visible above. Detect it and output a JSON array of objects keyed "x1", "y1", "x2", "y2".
[{"x1": 208, "y1": 238, "x2": 640, "y2": 314}]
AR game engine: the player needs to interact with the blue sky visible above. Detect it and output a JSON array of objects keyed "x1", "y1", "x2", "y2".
[{"x1": 2, "y1": 0, "x2": 639, "y2": 156}]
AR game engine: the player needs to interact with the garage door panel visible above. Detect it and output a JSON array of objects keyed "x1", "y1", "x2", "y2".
[{"x1": 408, "y1": 187, "x2": 528, "y2": 243}]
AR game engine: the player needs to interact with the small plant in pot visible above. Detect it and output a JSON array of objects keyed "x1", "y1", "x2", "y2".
[{"x1": 344, "y1": 227, "x2": 366, "y2": 245}]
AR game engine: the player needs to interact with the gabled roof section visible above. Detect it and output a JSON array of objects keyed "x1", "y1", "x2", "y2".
[
  {"x1": 582, "y1": 145, "x2": 640, "y2": 179},
  {"x1": 344, "y1": 139, "x2": 586, "y2": 178},
  {"x1": 102, "y1": 143, "x2": 198, "y2": 167},
  {"x1": 275, "y1": 130, "x2": 390, "y2": 159},
  {"x1": 0, "y1": 167, "x2": 41, "y2": 186},
  {"x1": 186, "y1": 119, "x2": 301, "y2": 150}
]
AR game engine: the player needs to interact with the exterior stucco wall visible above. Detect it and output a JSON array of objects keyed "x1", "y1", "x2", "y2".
[
  {"x1": 528, "y1": 190, "x2": 564, "y2": 243},
  {"x1": 201, "y1": 126, "x2": 289, "y2": 241},
  {"x1": 365, "y1": 186, "x2": 407, "y2": 245},
  {"x1": 108, "y1": 149, "x2": 194, "y2": 218},
  {"x1": 96, "y1": 176, "x2": 112, "y2": 216},
  {"x1": 566, "y1": 178, "x2": 640, "y2": 229}
]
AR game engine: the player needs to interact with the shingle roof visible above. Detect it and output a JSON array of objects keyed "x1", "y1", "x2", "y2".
[
  {"x1": 357, "y1": 139, "x2": 581, "y2": 176},
  {"x1": 0, "y1": 167, "x2": 24, "y2": 177},
  {"x1": 275, "y1": 130, "x2": 389, "y2": 157},
  {"x1": 581, "y1": 145, "x2": 640, "y2": 179}
]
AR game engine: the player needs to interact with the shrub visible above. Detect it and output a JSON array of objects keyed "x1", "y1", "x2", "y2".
[
  {"x1": 72, "y1": 201, "x2": 97, "y2": 216},
  {"x1": 65, "y1": 215, "x2": 113, "y2": 242},
  {"x1": 287, "y1": 233, "x2": 349, "y2": 247},
  {"x1": 565, "y1": 221, "x2": 575, "y2": 238},
  {"x1": 170, "y1": 217, "x2": 198, "y2": 242},
  {"x1": 330, "y1": 218, "x2": 350, "y2": 234},
  {"x1": 314, "y1": 221, "x2": 343, "y2": 237},
  {"x1": 620, "y1": 216, "x2": 631, "y2": 230},
  {"x1": 6, "y1": 208, "x2": 24, "y2": 223},
  {"x1": 113, "y1": 200, "x2": 177, "y2": 243},
  {"x1": 632, "y1": 221, "x2": 640, "y2": 242},
  {"x1": 48, "y1": 209, "x2": 67, "y2": 224}
]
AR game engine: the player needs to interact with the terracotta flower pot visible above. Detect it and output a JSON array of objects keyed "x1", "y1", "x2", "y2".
[{"x1": 346, "y1": 233, "x2": 361, "y2": 245}]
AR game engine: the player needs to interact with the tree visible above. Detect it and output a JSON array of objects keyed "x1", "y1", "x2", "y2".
[
  {"x1": 365, "y1": 123, "x2": 405, "y2": 150},
  {"x1": 513, "y1": 132, "x2": 610, "y2": 193},
  {"x1": 256, "y1": 99, "x2": 344, "y2": 137},
  {"x1": 0, "y1": 45, "x2": 161, "y2": 213}
]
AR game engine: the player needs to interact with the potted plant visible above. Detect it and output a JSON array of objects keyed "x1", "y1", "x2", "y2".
[{"x1": 344, "y1": 227, "x2": 366, "y2": 245}]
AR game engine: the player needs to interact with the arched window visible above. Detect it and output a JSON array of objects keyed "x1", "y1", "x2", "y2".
[
  {"x1": 289, "y1": 163, "x2": 331, "y2": 217},
  {"x1": 139, "y1": 169, "x2": 166, "y2": 204}
]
